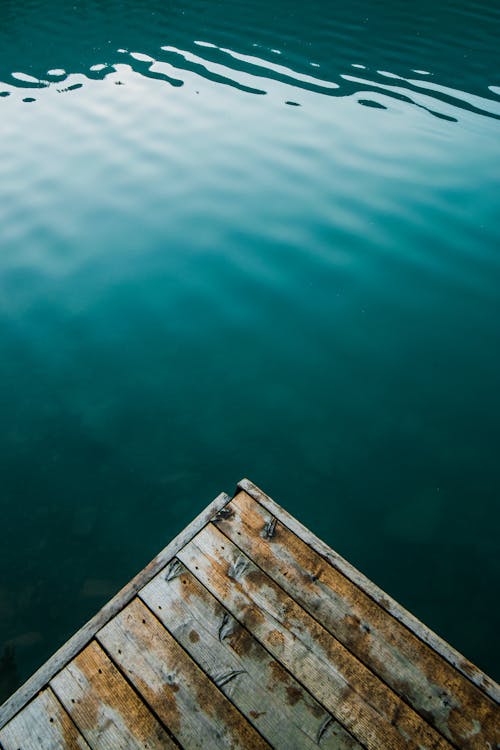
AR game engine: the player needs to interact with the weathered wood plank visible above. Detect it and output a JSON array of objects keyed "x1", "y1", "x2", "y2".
[
  {"x1": 0, "y1": 491, "x2": 232, "y2": 730},
  {"x1": 98, "y1": 597, "x2": 270, "y2": 750},
  {"x1": 50, "y1": 640, "x2": 176, "y2": 749},
  {"x1": 239, "y1": 478, "x2": 500, "y2": 705},
  {"x1": 215, "y1": 490, "x2": 498, "y2": 749},
  {"x1": 0, "y1": 688, "x2": 90, "y2": 750},
  {"x1": 140, "y1": 559, "x2": 363, "y2": 749},
  {"x1": 178, "y1": 524, "x2": 453, "y2": 750},
  {"x1": 4, "y1": 478, "x2": 498, "y2": 750}
]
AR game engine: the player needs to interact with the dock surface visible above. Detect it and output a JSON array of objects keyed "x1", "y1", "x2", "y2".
[{"x1": 0, "y1": 479, "x2": 498, "y2": 749}]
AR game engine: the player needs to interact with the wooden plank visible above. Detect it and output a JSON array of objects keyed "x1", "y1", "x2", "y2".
[
  {"x1": 97, "y1": 597, "x2": 270, "y2": 749},
  {"x1": 239, "y1": 478, "x2": 500, "y2": 705},
  {"x1": 140, "y1": 559, "x2": 363, "y2": 749},
  {"x1": 178, "y1": 524, "x2": 453, "y2": 750},
  {"x1": 0, "y1": 491, "x2": 232, "y2": 730},
  {"x1": 50, "y1": 640, "x2": 176, "y2": 749},
  {"x1": 215, "y1": 490, "x2": 499, "y2": 749},
  {"x1": 0, "y1": 688, "x2": 90, "y2": 750}
]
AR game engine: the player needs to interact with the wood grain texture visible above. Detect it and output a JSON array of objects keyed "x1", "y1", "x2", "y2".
[
  {"x1": 239, "y1": 478, "x2": 500, "y2": 705},
  {"x1": 214, "y1": 490, "x2": 499, "y2": 749},
  {"x1": 97, "y1": 597, "x2": 270, "y2": 750},
  {"x1": 50, "y1": 640, "x2": 176, "y2": 749},
  {"x1": 140, "y1": 559, "x2": 363, "y2": 749},
  {"x1": 0, "y1": 491, "x2": 232, "y2": 730},
  {"x1": 0, "y1": 688, "x2": 90, "y2": 750},
  {"x1": 179, "y1": 524, "x2": 453, "y2": 750},
  {"x1": 4, "y1": 478, "x2": 499, "y2": 750}
]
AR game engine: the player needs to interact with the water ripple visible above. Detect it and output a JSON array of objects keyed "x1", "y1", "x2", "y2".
[
  {"x1": 1, "y1": 1, "x2": 499, "y2": 124},
  {"x1": 1, "y1": 0, "x2": 500, "y2": 690}
]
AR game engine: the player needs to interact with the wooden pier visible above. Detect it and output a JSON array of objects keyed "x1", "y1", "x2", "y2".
[{"x1": 0, "y1": 479, "x2": 498, "y2": 749}]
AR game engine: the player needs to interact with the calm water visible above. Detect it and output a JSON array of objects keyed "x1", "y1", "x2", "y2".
[{"x1": 1, "y1": 0, "x2": 499, "y2": 696}]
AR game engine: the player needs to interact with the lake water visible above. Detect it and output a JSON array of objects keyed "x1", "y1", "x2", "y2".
[{"x1": 1, "y1": 0, "x2": 499, "y2": 696}]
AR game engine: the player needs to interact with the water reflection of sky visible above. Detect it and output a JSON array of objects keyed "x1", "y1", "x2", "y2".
[{"x1": 1, "y1": 0, "x2": 499, "y2": 692}]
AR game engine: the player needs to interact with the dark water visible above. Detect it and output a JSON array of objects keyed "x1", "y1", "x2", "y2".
[{"x1": 1, "y1": 0, "x2": 499, "y2": 696}]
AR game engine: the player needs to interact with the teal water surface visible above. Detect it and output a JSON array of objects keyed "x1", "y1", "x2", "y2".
[{"x1": 1, "y1": 0, "x2": 499, "y2": 696}]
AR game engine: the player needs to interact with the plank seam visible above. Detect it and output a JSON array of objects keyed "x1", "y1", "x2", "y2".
[
  {"x1": 137, "y1": 558, "x2": 352, "y2": 750},
  {"x1": 137, "y1": 569, "x2": 357, "y2": 749},
  {"x1": 46, "y1": 685, "x2": 92, "y2": 750},
  {"x1": 179, "y1": 551, "x2": 371, "y2": 750},
  {"x1": 90, "y1": 636, "x2": 183, "y2": 749},
  {"x1": 211, "y1": 520, "x2": 459, "y2": 750},
  {"x1": 0, "y1": 490, "x2": 233, "y2": 730},
  {"x1": 134, "y1": 595, "x2": 273, "y2": 750},
  {"x1": 238, "y1": 478, "x2": 500, "y2": 704}
]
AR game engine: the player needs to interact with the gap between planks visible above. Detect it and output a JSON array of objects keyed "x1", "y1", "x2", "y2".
[
  {"x1": 138, "y1": 563, "x2": 363, "y2": 750},
  {"x1": 2, "y1": 477, "x2": 498, "y2": 748},
  {"x1": 0, "y1": 490, "x2": 233, "y2": 730},
  {"x1": 0, "y1": 686, "x2": 91, "y2": 750},
  {"x1": 215, "y1": 488, "x2": 498, "y2": 749},
  {"x1": 238, "y1": 478, "x2": 500, "y2": 705},
  {"x1": 177, "y1": 522, "x2": 454, "y2": 750},
  {"x1": 97, "y1": 598, "x2": 272, "y2": 750}
]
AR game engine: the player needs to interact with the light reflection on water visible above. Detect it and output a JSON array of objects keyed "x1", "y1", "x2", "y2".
[{"x1": 1, "y1": 0, "x2": 499, "y2": 695}]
